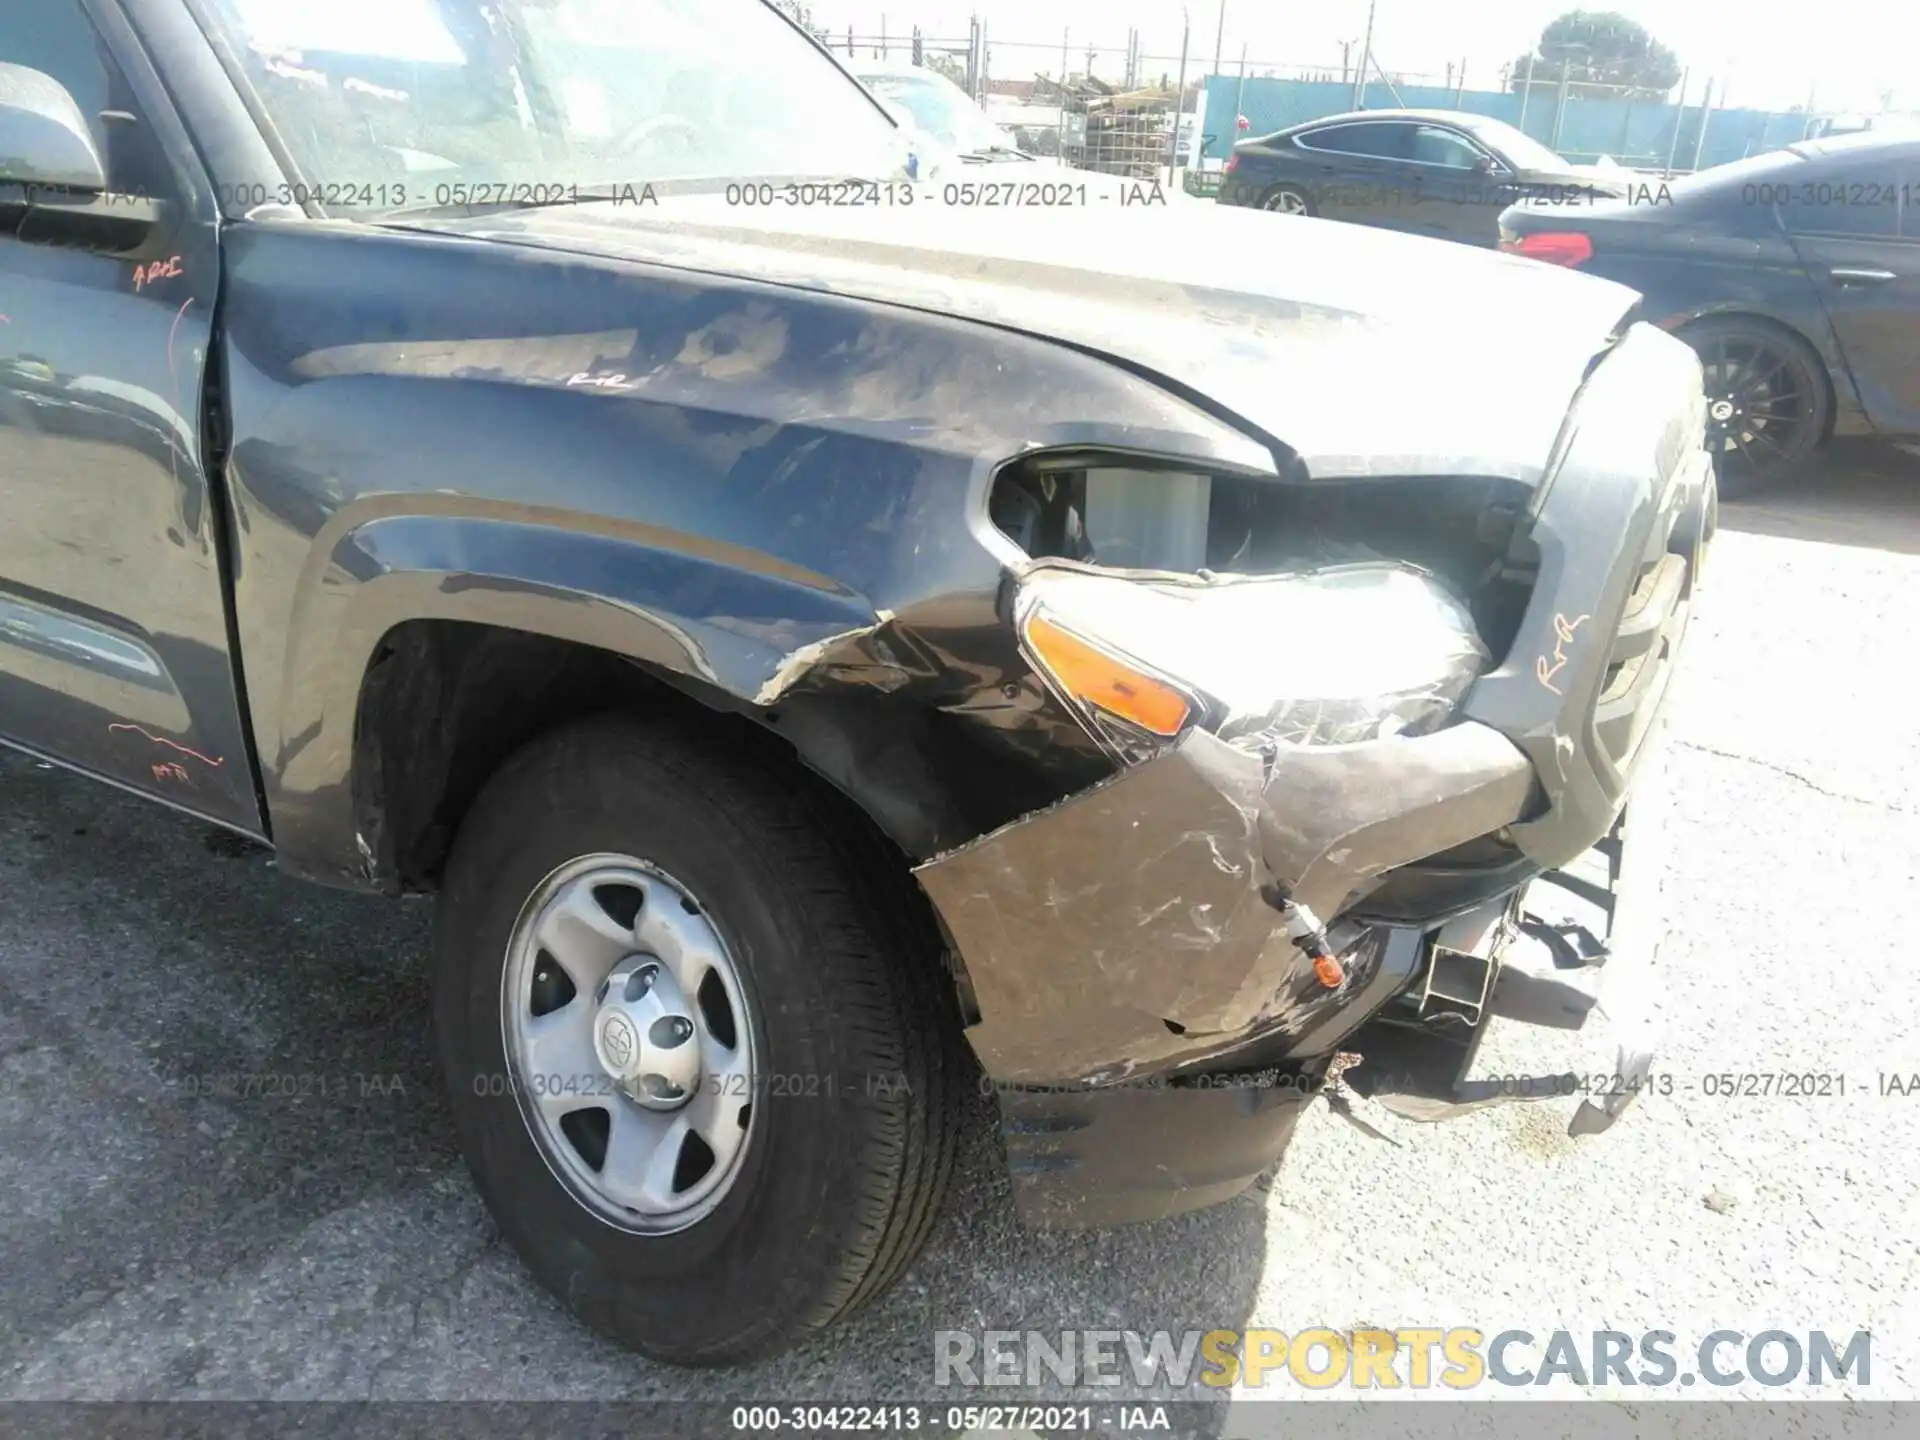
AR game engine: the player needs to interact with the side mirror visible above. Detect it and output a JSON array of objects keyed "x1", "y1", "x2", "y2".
[
  {"x1": 0, "y1": 62, "x2": 163, "y2": 252},
  {"x1": 1471, "y1": 153, "x2": 1494, "y2": 175},
  {"x1": 0, "y1": 62, "x2": 107, "y2": 192}
]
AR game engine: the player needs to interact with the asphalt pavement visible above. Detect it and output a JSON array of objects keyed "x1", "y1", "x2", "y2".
[{"x1": 1, "y1": 443, "x2": 1916, "y2": 1421}]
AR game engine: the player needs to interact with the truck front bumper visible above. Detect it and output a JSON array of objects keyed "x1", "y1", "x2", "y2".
[
  {"x1": 911, "y1": 322, "x2": 1713, "y2": 1228},
  {"x1": 920, "y1": 763, "x2": 1663, "y2": 1228}
]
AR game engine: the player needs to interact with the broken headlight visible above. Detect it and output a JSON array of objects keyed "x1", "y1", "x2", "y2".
[{"x1": 1016, "y1": 562, "x2": 1490, "y2": 757}]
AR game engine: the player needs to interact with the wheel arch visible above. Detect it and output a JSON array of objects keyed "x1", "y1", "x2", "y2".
[{"x1": 263, "y1": 507, "x2": 965, "y2": 893}]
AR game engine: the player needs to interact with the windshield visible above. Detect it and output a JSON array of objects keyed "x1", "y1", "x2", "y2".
[
  {"x1": 189, "y1": 0, "x2": 906, "y2": 211},
  {"x1": 855, "y1": 69, "x2": 1010, "y2": 154}
]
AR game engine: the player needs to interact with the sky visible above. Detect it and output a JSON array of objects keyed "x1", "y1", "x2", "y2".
[{"x1": 793, "y1": 0, "x2": 1916, "y2": 113}]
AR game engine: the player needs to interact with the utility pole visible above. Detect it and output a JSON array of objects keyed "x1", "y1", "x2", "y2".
[
  {"x1": 1689, "y1": 78, "x2": 1715, "y2": 172},
  {"x1": 1352, "y1": 0, "x2": 1377, "y2": 109},
  {"x1": 1212, "y1": 2, "x2": 1226, "y2": 81},
  {"x1": 1552, "y1": 55, "x2": 1573, "y2": 148},
  {"x1": 1233, "y1": 40, "x2": 1248, "y2": 140},
  {"x1": 1664, "y1": 68, "x2": 1689, "y2": 173},
  {"x1": 1170, "y1": 7, "x2": 1191, "y2": 185},
  {"x1": 1058, "y1": 27, "x2": 1069, "y2": 160}
]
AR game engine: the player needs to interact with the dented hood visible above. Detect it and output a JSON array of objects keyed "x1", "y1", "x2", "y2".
[{"x1": 408, "y1": 195, "x2": 1642, "y2": 483}]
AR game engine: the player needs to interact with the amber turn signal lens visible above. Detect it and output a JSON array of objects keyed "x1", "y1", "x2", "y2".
[{"x1": 1024, "y1": 613, "x2": 1192, "y2": 738}]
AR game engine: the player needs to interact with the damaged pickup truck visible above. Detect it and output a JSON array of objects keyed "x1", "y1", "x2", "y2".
[{"x1": 1, "y1": 0, "x2": 1714, "y2": 1365}]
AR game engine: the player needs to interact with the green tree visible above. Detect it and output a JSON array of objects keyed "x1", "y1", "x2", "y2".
[{"x1": 1509, "y1": 10, "x2": 1681, "y2": 98}]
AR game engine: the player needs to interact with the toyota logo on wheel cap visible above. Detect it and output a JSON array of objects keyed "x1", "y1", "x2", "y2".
[{"x1": 599, "y1": 1013, "x2": 636, "y2": 1070}]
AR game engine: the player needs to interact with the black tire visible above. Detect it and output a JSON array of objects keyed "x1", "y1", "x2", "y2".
[
  {"x1": 1676, "y1": 315, "x2": 1830, "y2": 499},
  {"x1": 1259, "y1": 183, "x2": 1315, "y2": 216},
  {"x1": 435, "y1": 713, "x2": 962, "y2": 1365}
]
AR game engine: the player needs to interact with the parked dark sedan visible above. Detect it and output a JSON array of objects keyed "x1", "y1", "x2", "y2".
[
  {"x1": 1217, "y1": 107, "x2": 1625, "y2": 246},
  {"x1": 1500, "y1": 132, "x2": 1920, "y2": 494}
]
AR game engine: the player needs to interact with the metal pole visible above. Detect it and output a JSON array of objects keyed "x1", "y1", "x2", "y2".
[
  {"x1": 1352, "y1": 0, "x2": 1377, "y2": 109},
  {"x1": 1664, "y1": 68, "x2": 1688, "y2": 174},
  {"x1": 1170, "y1": 9, "x2": 1190, "y2": 185},
  {"x1": 1689, "y1": 78, "x2": 1714, "y2": 172},
  {"x1": 1233, "y1": 41, "x2": 1248, "y2": 141},
  {"x1": 1551, "y1": 57, "x2": 1572, "y2": 148},
  {"x1": 1516, "y1": 58, "x2": 1532, "y2": 134},
  {"x1": 1457, "y1": 56, "x2": 1467, "y2": 106},
  {"x1": 879, "y1": 15, "x2": 886, "y2": 60},
  {"x1": 1212, "y1": 2, "x2": 1226, "y2": 81},
  {"x1": 1058, "y1": 27, "x2": 1069, "y2": 161}
]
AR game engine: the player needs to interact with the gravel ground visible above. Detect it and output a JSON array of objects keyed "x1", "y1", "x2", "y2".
[{"x1": 0, "y1": 443, "x2": 1915, "y2": 1428}]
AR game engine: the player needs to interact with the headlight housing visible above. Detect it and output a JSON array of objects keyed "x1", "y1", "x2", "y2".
[{"x1": 1016, "y1": 561, "x2": 1490, "y2": 758}]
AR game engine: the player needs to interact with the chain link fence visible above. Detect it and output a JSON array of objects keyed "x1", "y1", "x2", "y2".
[{"x1": 794, "y1": 10, "x2": 1843, "y2": 181}]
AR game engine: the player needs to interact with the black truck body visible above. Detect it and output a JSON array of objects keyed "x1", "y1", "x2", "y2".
[{"x1": 0, "y1": 0, "x2": 1714, "y2": 1362}]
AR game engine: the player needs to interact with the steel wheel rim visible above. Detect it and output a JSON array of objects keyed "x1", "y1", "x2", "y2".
[
  {"x1": 1698, "y1": 334, "x2": 1814, "y2": 479},
  {"x1": 501, "y1": 853, "x2": 757, "y2": 1233},
  {"x1": 1264, "y1": 188, "x2": 1307, "y2": 214}
]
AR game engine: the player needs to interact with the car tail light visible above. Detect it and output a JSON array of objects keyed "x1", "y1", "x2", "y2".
[
  {"x1": 1224, "y1": 153, "x2": 1240, "y2": 176},
  {"x1": 1500, "y1": 231, "x2": 1594, "y2": 267}
]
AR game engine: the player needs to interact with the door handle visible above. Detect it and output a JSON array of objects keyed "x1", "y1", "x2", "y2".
[{"x1": 1828, "y1": 267, "x2": 1896, "y2": 286}]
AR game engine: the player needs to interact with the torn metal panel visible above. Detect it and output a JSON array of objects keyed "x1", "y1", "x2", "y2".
[
  {"x1": 751, "y1": 622, "x2": 889, "y2": 705},
  {"x1": 915, "y1": 720, "x2": 1537, "y2": 1087},
  {"x1": 1256, "y1": 722, "x2": 1538, "y2": 923},
  {"x1": 915, "y1": 730, "x2": 1276, "y2": 1084}
]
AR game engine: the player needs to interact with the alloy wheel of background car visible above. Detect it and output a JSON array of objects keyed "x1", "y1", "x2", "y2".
[
  {"x1": 435, "y1": 714, "x2": 962, "y2": 1364},
  {"x1": 501, "y1": 854, "x2": 758, "y2": 1234},
  {"x1": 1679, "y1": 316, "x2": 1829, "y2": 498},
  {"x1": 1261, "y1": 185, "x2": 1313, "y2": 215}
]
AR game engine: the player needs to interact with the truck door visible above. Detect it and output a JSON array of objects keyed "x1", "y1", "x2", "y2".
[{"x1": 0, "y1": 0, "x2": 261, "y2": 832}]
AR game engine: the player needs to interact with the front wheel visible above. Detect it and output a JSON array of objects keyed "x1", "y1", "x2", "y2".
[
  {"x1": 1677, "y1": 316, "x2": 1830, "y2": 498},
  {"x1": 1260, "y1": 184, "x2": 1314, "y2": 216},
  {"x1": 435, "y1": 714, "x2": 962, "y2": 1365}
]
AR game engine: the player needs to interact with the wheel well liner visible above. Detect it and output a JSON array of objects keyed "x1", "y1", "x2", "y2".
[{"x1": 350, "y1": 621, "x2": 971, "y2": 893}]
